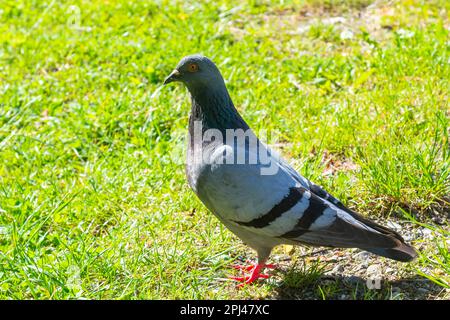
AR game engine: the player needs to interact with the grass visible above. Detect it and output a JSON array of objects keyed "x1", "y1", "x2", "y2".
[{"x1": 0, "y1": 0, "x2": 449, "y2": 299}]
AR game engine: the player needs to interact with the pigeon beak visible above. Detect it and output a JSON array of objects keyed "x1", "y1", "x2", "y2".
[{"x1": 163, "y1": 69, "x2": 181, "y2": 85}]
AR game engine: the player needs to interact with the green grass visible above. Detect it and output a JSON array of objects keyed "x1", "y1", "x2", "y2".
[{"x1": 0, "y1": 0, "x2": 449, "y2": 299}]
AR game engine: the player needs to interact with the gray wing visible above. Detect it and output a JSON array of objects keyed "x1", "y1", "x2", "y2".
[
  {"x1": 278, "y1": 157, "x2": 345, "y2": 206},
  {"x1": 228, "y1": 159, "x2": 410, "y2": 252},
  {"x1": 231, "y1": 184, "x2": 400, "y2": 250}
]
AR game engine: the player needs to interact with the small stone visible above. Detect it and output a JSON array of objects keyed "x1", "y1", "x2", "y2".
[
  {"x1": 386, "y1": 221, "x2": 402, "y2": 232},
  {"x1": 385, "y1": 267, "x2": 394, "y2": 274},
  {"x1": 360, "y1": 261, "x2": 369, "y2": 269},
  {"x1": 355, "y1": 251, "x2": 370, "y2": 261},
  {"x1": 392, "y1": 287, "x2": 401, "y2": 292},
  {"x1": 326, "y1": 255, "x2": 339, "y2": 262},
  {"x1": 403, "y1": 234, "x2": 414, "y2": 242},
  {"x1": 332, "y1": 265, "x2": 345, "y2": 274},
  {"x1": 421, "y1": 228, "x2": 433, "y2": 239},
  {"x1": 367, "y1": 264, "x2": 382, "y2": 276}
]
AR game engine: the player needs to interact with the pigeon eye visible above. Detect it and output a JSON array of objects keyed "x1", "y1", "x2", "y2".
[{"x1": 187, "y1": 63, "x2": 199, "y2": 73}]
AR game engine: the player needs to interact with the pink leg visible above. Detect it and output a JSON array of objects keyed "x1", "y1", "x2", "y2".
[
  {"x1": 232, "y1": 263, "x2": 276, "y2": 272},
  {"x1": 230, "y1": 263, "x2": 277, "y2": 287}
]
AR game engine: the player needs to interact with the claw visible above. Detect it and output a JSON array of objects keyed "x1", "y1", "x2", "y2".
[{"x1": 231, "y1": 265, "x2": 255, "y2": 272}]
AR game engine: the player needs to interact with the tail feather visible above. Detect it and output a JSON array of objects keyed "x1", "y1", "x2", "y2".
[
  {"x1": 365, "y1": 243, "x2": 418, "y2": 262},
  {"x1": 344, "y1": 210, "x2": 418, "y2": 262},
  {"x1": 283, "y1": 186, "x2": 419, "y2": 262},
  {"x1": 292, "y1": 209, "x2": 419, "y2": 262}
]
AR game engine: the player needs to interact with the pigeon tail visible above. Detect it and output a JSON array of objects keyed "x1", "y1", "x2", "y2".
[
  {"x1": 336, "y1": 207, "x2": 418, "y2": 262},
  {"x1": 364, "y1": 242, "x2": 418, "y2": 262}
]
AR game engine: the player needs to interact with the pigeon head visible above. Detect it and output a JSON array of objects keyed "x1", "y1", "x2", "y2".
[
  {"x1": 163, "y1": 55, "x2": 226, "y2": 93},
  {"x1": 164, "y1": 55, "x2": 248, "y2": 131}
]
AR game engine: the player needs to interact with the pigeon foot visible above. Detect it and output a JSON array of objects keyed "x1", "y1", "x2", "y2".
[{"x1": 229, "y1": 263, "x2": 276, "y2": 287}]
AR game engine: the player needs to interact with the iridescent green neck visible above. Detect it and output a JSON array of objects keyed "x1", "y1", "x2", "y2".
[{"x1": 188, "y1": 85, "x2": 249, "y2": 134}]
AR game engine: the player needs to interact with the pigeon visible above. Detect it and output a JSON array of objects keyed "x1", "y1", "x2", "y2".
[{"x1": 164, "y1": 55, "x2": 417, "y2": 286}]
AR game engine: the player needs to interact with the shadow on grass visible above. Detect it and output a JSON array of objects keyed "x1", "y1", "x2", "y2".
[{"x1": 270, "y1": 271, "x2": 445, "y2": 300}]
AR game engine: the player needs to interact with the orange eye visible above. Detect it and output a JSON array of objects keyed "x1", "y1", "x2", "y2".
[{"x1": 187, "y1": 63, "x2": 199, "y2": 73}]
